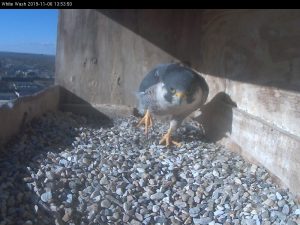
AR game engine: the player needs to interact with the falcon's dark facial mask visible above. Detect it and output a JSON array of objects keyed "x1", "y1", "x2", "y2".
[
  {"x1": 163, "y1": 83, "x2": 196, "y2": 105},
  {"x1": 162, "y1": 73, "x2": 197, "y2": 104}
]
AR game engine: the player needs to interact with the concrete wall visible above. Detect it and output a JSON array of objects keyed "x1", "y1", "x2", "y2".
[
  {"x1": 56, "y1": 9, "x2": 300, "y2": 196},
  {"x1": 0, "y1": 86, "x2": 59, "y2": 148},
  {"x1": 55, "y1": 9, "x2": 175, "y2": 106}
]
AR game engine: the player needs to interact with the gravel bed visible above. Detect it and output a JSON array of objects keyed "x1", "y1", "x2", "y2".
[{"x1": 0, "y1": 111, "x2": 299, "y2": 225}]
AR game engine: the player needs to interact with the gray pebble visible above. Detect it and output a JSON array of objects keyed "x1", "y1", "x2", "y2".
[
  {"x1": 294, "y1": 208, "x2": 300, "y2": 215},
  {"x1": 174, "y1": 200, "x2": 187, "y2": 208},
  {"x1": 45, "y1": 171, "x2": 55, "y2": 180},
  {"x1": 82, "y1": 157, "x2": 90, "y2": 164},
  {"x1": 214, "y1": 210, "x2": 224, "y2": 216},
  {"x1": 276, "y1": 192, "x2": 283, "y2": 200},
  {"x1": 287, "y1": 220, "x2": 298, "y2": 225},
  {"x1": 193, "y1": 217, "x2": 212, "y2": 225},
  {"x1": 244, "y1": 219, "x2": 256, "y2": 225},
  {"x1": 101, "y1": 199, "x2": 111, "y2": 208},
  {"x1": 130, "y1": 219, "x2": 142, "y2": 225},
  {"x1": 66, "y1": 193, "x2": 73, "y2": 204},
  {"x1": 123, "y1": 214, "x2": 130, "y2": 222},
  {"x1": 152, "y1": 205, "x2": 160, "y2": 213},
  {"x1": 150, "y1": 192, "x2": 165, "y2": 200},
  {"x1": 189, "y1": 207, "x2": 200, "y2": 217},
  {"x1": 135, "y1": 212, "x2": 143, "y2": 221},
  {"x1": 277, "y1": 199, "x2": 286, "y2": 207},
  {"x1": 41, "y1": 191, "x2": 52, "y2": 203},
  {"x1": 263, "y1": 198, "x2": 274, "y2": 207},
  {"x1": 282, "y1": 204, "x2": 290, "y2": 214},
  {"x1": 113, "y1": 211, "x2": 120, "y2": 220}
]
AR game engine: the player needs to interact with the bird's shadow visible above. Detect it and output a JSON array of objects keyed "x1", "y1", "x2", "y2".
[
  {"x1": 193, "y1": 92, "x2": 237, "y2": 143},
  {"x1": 134, "y1": 91, "x2": 237, "y2": 146}
]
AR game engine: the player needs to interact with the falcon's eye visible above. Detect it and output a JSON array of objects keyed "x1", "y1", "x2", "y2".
[{"x1": 170, "y1": 87, "x2": 176, "y2": 94}]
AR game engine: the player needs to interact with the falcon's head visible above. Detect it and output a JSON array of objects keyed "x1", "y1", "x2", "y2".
[{"x1": 156, "y1": 64, "x2": 207, "y2": 109}]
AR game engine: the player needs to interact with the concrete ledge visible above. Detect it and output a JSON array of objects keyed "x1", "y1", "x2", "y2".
[
  {"x1": 0, "y1": 85, "x2": 60, "y2": 147},
  {"x1": 224, "y1": 108, "x2": 300, "y2": 198},
  {"x1": 60, "y1": 103, "x2": 135, "y2": 119},
  {"x1": 1, "y1": 84, "x2": 299, "y2": 199}
]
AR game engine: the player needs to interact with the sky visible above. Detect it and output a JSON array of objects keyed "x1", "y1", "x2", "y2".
[{"x1": 0, "y1": 9, "x2": 58, "y2": 55}]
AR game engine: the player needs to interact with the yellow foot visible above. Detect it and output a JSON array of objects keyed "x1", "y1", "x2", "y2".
[
  {"x1": 159, "y1": 129, "x2": 181, "y2": 147},
  {"x1": 137, "y1": 110, "x2": 153, "y2": 134}
]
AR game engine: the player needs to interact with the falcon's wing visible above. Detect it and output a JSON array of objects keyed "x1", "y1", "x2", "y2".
[
  {"x1": 136, "y1": 64, "x2": 170, "y2": 115},
  {"x1": 195, "y1": 73, "x2": 209, "y2": 106}
]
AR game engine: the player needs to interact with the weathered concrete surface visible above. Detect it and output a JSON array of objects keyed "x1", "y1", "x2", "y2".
[
  {"x1": 58, "y1": 85, "x2": 135, "y2": 119},
  {"x1": 55, "y1": 9, "x2": 175, "y2": 106},
  {"x1": 60, "y1": 103, "x2": 134, "y2": 119},
  {"x1": 55, "y1": 9, "x2": 300, "y2": 196},
  {"x1": 0, "y1": 86, "x2": 59, "y2": 147},
  {"x1": 196, "y1": 9, "x2": 300, "y2": 137},
  {"x1": 230, "y1": 108, "x2": 300, "y2": 195}
]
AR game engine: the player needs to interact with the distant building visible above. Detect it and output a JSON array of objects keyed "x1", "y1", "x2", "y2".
[
  {"x1": 0, "y1": 51, "x2": 55, "y2": 101},
  {"x1": 0, "y1": 81, "x2": 10, "y2": 92},
  {"x1": 0, "y1": 92, "x2": 17, "y2": 100},
  {"x1": 0, "y1": 81, "x2": 18, "y2": 100},
  {"x1": 13, "y1": 81, "x2": 44, "y2": 96}
]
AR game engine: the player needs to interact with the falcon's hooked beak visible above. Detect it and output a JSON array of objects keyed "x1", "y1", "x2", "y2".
[{"x1": 175, "y1": 91, "x2": 186, "y2": 104}]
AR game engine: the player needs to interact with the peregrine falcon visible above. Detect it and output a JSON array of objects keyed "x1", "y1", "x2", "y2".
[{"x1": 136, "y1": 63, "x2": 209, "y2": 147}]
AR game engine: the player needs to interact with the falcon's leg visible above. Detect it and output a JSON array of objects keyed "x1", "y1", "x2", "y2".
[
  {"x1": 159, "y1": 120, "x2": 181, "y2": 147},
  {"x1": 159, "y1": 128, "x2": 181, "y2": 147},
  {"x1": 137, "y1": 109, "x2": 153, "y2": 134}
]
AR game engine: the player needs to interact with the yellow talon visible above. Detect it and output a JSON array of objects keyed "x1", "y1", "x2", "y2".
[
  {"x1": 137, "y1": 110, "x2": 153, "y2": 134},
  {"x1": 159, "y1": 129, "x2": 181, "y2": 147}
]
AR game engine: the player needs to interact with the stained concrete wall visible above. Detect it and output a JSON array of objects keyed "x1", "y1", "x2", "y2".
[
  {"x1": 55, "y1": 9, "x2": 300, "y2": 196},
  {"x1": 0, "y1": 86, "x2": 59, "y2": 148}
]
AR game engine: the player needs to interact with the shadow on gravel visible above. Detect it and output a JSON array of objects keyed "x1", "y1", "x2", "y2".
[
  {"x1": 0, "y1": 109, "x2": 112, "y2": 225},
  {"x1": 194, "y1": 92, "x2": 237, "y2": 143}
]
